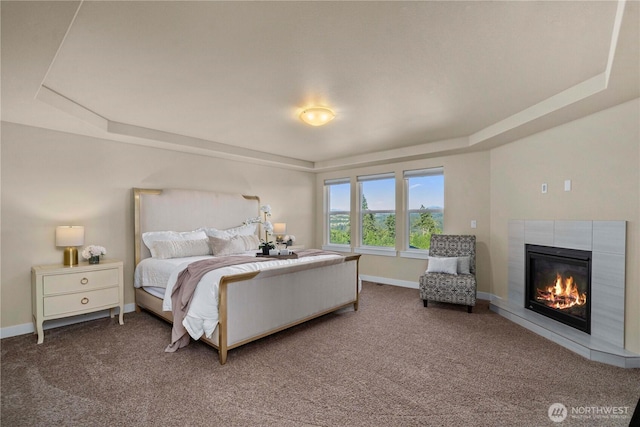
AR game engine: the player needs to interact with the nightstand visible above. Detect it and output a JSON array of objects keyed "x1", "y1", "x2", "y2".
[{"x1": 31, "y1": 259, "x2": 124, "y2": 344}]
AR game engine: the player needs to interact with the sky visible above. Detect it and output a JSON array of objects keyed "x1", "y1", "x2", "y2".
[{"x1": 329, "y1": 175, "x2": 444, "y2": 211}]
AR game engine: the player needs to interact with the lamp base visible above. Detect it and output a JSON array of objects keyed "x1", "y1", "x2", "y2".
[{"x1": 63, "y1": 247, "x2": 79, "y2": 266}]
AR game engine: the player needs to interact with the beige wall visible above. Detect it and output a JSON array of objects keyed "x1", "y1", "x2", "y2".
[
  {"x1": 0, "y1": 122, "x2": 316, "y2": 330},
  {"x1": 3, "y1": 99, "x2": 639, "y2": 354},
  {"x1": 489, "y1": 98, "x2": 640, "y2": 353},
  {"x1": 315, "y1": 151, "x2": 491, "y2": 291}
]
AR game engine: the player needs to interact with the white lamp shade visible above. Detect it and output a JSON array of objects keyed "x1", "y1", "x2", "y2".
[
  {"x1": 273, "y1": 223, "x2": 287, "y2": 235},
  {"x1": 299, "y1": 107, "x2": 335, "y2": 126},
  {"x1": 55, "y1": 226, "x2": 85, "y2": 247}
]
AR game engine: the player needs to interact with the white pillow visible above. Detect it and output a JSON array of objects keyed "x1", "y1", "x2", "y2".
[
  {"x1": 142, "y1": 230, "x2": 207, "y2": 251},
  {"x1": 457, "y1": 256, "x2": 471, "y2": 274},
  {"x1": 426, "y1": 256, "x2": 458, "y2": 275},
  {"x1": 209, "y1": 234, "x2": 260, "y2": 256},
  {"x1": 151, "y1": 239, "x2": 211, "y2": 259},
  {"x1": 200, "y1": 223, "x2": 257, "y2": 239}
]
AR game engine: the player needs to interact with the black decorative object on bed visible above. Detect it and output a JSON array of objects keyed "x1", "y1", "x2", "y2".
[{"x1": 256, "y1": 252, "x2": 298, "y2": 259}]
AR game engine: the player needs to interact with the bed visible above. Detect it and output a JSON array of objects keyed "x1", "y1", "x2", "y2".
[{"x1": 132, "y1": 188, "x2": 360, "y2": 364}]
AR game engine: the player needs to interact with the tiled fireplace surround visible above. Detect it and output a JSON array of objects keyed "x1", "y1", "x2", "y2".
[{"x1": 490, "y1": 220, "x2": 639, "y2": 368}]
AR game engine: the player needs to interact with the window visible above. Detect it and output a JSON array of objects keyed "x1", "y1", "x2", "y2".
[
  {"x1": 358, "y1": 173, "x2": 395, "y2": 248},
  {"x1": 405, "y1": 167, "x2": 444, "y2": 251},
  {"x1": 325, "y1": 178, "x2": 351, "y2": 246}
]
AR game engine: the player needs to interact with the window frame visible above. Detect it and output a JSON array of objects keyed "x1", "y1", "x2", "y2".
[
  {"x1": 354, "y1": 173, "x2": 397, "y2": 257},
  {"x1": 400, "y1": 167, "x2": 444, "y2": 259},
  {"x1": 322, "y1": 178, "x2": 352, "y2": 252}
]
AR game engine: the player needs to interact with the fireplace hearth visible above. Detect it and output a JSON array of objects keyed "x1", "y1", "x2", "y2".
[
  {"x1": 525, "y1": 244, "x2": 591, "y2": 334},
  {"x1": 494, "y1": 220, "x2": 634, "y2": 367}
]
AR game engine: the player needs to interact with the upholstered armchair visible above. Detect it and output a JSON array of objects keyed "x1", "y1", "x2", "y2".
[{"x1": 419, "y1": 234, "x2": 477, "y2": 313}]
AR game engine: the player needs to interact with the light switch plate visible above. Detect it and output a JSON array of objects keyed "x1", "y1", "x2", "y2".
[
  {"x1": 564, "y1": 180, "x2": 571, "y2": 191},
  {"x1": 471, "y1": 220, "x2": 477, "y2": 229},
  {"x1": 541, "y1": 183, "x2": 548, "y2": 194}
]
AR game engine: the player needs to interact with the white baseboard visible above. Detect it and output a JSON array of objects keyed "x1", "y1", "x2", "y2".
[
  {"x1": 0, "y1": 303, "x2": 138, "y2": 340},
  {"x1": 477, "y1": 291, "x2": 495, "y2": 301},
  {"x1": 359, "y1": 274, "x2": 495, "y2": 301},
  {"x1": 360, "y1": 274, "x2": 419, "y2": 289}
]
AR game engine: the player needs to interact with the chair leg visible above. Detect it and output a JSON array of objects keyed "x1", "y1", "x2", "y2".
[
  {"x1": 467, "y1": 305, "x2": 473, "y2": 313},
  {"x1": 423, "y1": 299, "x2": 428, "y2": 308}
]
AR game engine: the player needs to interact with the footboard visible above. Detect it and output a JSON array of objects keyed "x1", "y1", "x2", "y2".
[{"x1": 217, "y1": 255, "x2": 360, "y2": 364}]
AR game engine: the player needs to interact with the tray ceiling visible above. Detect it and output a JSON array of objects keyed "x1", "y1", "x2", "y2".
[{"x1": 2, "y1": 1, "x2": 638, "y2": 171}]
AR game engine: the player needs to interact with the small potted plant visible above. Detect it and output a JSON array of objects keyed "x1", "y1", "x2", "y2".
[
  {"x1": 259, "y1": 240, "x2": 275, "y2": 255},
  {"x1": 82, "y1": 245, "x2": 106, "y2": 264}
]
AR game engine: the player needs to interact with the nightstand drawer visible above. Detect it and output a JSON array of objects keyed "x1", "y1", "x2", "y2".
[
  {"x1": 43, "y1": 287, "x2": 119, "y2": 317},
  {"x1": 43, "y1": 268, "x2": 119, "y2": 295}
]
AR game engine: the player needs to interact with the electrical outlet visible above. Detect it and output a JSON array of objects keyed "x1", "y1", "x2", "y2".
[{"x1": 471, "y1": 220, "x2": 477, "y2": 229}]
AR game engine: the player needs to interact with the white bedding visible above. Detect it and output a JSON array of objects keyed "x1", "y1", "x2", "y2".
[
  {"x1": 135, "y1": 255, "x2": 215, "y2": 288},
  {"x1": 142, "y1": 286, "x2": 166, "y2": 299},
  {"x1": 135, "y1": 253, "x2": 344, "y2": 342}
]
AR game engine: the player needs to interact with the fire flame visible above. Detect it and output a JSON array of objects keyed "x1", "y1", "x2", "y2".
[{"x1": 536, "y1": 273, "x2": 587, "y2": 309}]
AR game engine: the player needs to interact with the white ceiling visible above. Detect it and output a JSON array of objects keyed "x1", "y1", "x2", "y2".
[{"x1": 2, "y1": 1, "x2": 638, "y2": 171}]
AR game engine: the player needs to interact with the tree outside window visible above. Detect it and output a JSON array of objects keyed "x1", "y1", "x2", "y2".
[
  {"x1": 359, "y1": 175, "x2": 395, "y2": 247},
  {"x1": 405, "y1": 168, "x2": 444, "y2": 250}
]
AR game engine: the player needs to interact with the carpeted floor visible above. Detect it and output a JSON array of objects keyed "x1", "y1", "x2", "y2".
[{"x1": 2, "y1": 282, "x2": 639, "y2": 426}]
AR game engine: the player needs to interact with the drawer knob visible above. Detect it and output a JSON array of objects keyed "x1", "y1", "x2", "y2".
[
  {"x1": 80, "y1": 278, "x2": 89, "y2": 285},
  {"x1": 81, "y1": 297, "x2": 89, "y2": 305}
]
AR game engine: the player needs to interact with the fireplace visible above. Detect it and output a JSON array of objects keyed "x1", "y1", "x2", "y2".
[
  {"x1": 525, "y1": 244, "x2": 591, "y2": 334},
  {"x1": 496, "y1": 220, "x2": 631, "y2": 367}
]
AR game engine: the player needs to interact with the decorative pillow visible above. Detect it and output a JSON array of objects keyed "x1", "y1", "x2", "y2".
[
  {"x1": 426, "y1": 256, "x2": 458, "y2": 275},
  {"x1": 457, "y1": 256, "x2": 471, "y2": 274},
  {"x1": 142, "y1": 230, "x2": 208, "y2": 251},
  {"x1": 150, "y1": 238, "x2": 211, "y2": 259},
  {"x1": 209, "y1": 234, "x2": 260, "y2": 256},
  {"x1": 200, "y1": 223, "x2": 257, "y2": 239}
]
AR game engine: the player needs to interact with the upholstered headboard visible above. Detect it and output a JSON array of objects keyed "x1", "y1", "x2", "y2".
[{"x1": 133, "y1": 188, "x2": 260, "y2": 266}]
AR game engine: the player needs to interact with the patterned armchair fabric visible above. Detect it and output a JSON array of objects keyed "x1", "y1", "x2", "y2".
[{"x1": 419, "y1": 234, "x2": 477, "y2": 313}]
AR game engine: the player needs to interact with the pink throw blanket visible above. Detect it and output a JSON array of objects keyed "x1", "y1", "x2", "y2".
[{"x1": 165, "y1": 249, "x2": 342, "y2": 352}]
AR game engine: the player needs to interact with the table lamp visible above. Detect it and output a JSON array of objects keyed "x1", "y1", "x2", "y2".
[
  {"x1": 56, "y1": 226, "x2": 85, "y2": 266},
  {"x1": 273, "y1": 223, "x2": 286, "y2": 242}
]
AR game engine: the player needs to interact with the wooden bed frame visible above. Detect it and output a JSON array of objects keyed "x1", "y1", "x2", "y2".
[{"x1": 133, "y1": 188, "x2": 360, "y2": 364}]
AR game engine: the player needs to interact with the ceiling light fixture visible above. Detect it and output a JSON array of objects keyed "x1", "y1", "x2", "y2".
[{"x1": 299, "y1": 107, "x2": 335, "y2": 127}]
